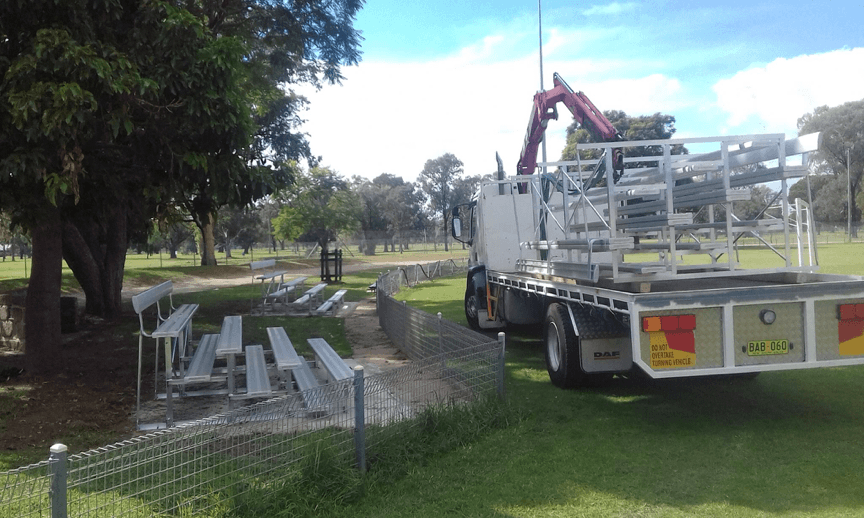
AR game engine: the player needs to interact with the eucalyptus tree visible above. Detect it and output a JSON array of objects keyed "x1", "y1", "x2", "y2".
[
  {"x1": 272, "y1": 166, "x2": 361, "y2": 256},
  {"x1": 798, "y1": 101, "x2": 864, "y2": 237},
  {"x1": 419, "y1": 153, "x2": 464, "y2": 252}
]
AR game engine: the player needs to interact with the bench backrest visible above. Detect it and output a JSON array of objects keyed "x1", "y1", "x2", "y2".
[
  {"x1": 250, "y1": 259, "x2": 276, "y2": 271},
  {"x1": 132, "y1": 281, "x2": 173, "y2": 315}
]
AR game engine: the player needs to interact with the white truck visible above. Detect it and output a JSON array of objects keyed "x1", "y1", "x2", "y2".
[{"x1": 451, "y1": 74, "x2": 864, "y2": 388}]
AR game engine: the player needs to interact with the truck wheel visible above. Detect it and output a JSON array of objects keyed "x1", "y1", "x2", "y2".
[
  {"x1": 464, "y1": 285, "x2": 481, "y2": 330},
  {"x1": 544, "y1": 303, "x2": 583, "y2": 388}
]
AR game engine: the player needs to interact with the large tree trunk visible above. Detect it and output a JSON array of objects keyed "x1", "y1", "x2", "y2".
[
  {"x1": 25, "y1": 206, "x2": 63, "y2": 374},
  {"x1": 101, "y1": 204, "x2": 127, "y2": 319},
  {"x1": 62, "y1": 221, "x2": 105, "y2": 316},
  {"x1": 62, "y1": 204, "x2": 128, "y2": 319},
  {"x1": 199, "y1": 212, "x2": 217, "y2": 266}
]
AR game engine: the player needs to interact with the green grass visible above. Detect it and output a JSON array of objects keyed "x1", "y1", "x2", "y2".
[
  {"x1": 0, "y1": 246, "x2": 467, "y2": 293},
  {"x1": 319, "y1": 255, "x2": 864, "y2": 517},
  {"x1": 5, "y1": 243, "x2": 864, "y2": 516},
  {"x1": 391, "y1": 275, "x2": 467, "y2": 323}
]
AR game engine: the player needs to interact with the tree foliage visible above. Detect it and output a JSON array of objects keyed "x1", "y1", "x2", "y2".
[
  {"x1": 272, "y1": 167, "x2": 361, "y2": 252},
  {"x1": 0, "y1": 0, "x2": 363, "y2": 372},
  {"x1": 419, "y1": 153, "x2": 464, "y2": 252},
  {"x1": 561, "y1": 111, "x2": 686, "y2": 168},
  {"x1": 797, "y1": 100, "x2": 864, "y2": 233}
]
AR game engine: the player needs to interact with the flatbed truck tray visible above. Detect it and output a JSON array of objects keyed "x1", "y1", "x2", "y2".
[{"x1": 485, "y1": 269, "x2": 864, "y2": 379}]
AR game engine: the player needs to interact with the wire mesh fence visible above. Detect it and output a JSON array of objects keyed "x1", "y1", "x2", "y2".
[{"x1": 1, "y1": 260, "x2": 502, "y2": 517}]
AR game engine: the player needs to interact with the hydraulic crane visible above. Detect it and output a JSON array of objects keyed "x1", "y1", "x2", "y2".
[{"x1": 516, "y1": 72, "x2": 624, "y2": 193}]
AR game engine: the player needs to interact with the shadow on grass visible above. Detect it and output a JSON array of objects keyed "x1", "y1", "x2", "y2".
[{"x1": 495, "y1": 332, "x2": 864, "y2": 516}]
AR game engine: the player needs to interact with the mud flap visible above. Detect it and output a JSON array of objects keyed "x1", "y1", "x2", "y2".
[{"x1": 580, "y1": 336, "x2": 633, "y2": 373}]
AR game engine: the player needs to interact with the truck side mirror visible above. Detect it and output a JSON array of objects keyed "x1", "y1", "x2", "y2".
[{"x1": 452, "y1": 217, "x2": 462, "y2": 238}]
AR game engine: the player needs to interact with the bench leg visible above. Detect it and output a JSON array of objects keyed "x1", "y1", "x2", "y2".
[
  {"x1": 164, "y1": 338, "x2": 174, "y2": 427},
  {"x1": 227, "y1": 353, "x2": 236, "y2": 396}
]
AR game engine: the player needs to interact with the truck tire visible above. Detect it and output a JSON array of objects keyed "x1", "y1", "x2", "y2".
[
  {"x1": 464, "y1": 284, "x2": 481, "y2": 330},
  {"x1": 544, "y1": 303, "x2": 583, "y2": 388}
]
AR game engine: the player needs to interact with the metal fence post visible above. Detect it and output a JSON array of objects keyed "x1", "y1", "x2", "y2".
[
  {"x1": 49, "y1": 443, "x2": 67, "y2": 518},
  {"x1": 437, "y1": 312, "x2": 444, "y2": 359},
  {"x1": 497, "y1": 332, "x2": 506, "y2": 399},
  {"x1": 353, "y1": 366, "x2": 366, "y2": 473}
]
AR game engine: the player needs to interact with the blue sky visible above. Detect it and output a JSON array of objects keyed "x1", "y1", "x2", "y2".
[{"x1": 299, "y1": 1, "x2": 864, "y2": 182}]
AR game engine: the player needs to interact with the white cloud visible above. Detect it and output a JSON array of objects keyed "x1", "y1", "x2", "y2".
[
  {"x1": 582, "y1": 3, "x2": 638, "y2": 16},
  {"x1": 713, "y1": 48, "x2": 864, "y2": 135},
  {"x1": 294, "y1": 30, "x2": 709, "y2": 183}
]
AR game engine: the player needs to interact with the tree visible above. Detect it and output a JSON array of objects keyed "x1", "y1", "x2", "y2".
[
  {"x1": 214, "y1": 206, "x2": 263, "y2": 258},
  {"x1": 797, "y1": 100, "x2": 864, "y2": 237},
  {"x1": 419, "y1": 153, "x2": 464, "y2": 252},
  {"x1": 272, "y1": 167, "x2": 361, "y2": 255},
  {"x1": 383, "y1": 182, "x2": 425, "y2": 253},
  {"x1": 354, "y1": 177, "x2": 390, "y2": 255},
  {"x1": 0, "y1": 0, "x2": 363, "y2": 372},
  {"x1": 561, "y1": 111, "x2": 686, "y2": 171}
]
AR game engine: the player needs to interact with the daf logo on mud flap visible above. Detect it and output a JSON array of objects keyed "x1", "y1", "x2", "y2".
[{"x1": 594, "y1": 351, "x2": 620, "y2": 360}]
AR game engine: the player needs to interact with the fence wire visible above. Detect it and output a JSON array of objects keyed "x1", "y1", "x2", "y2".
[{"x1": 1, "y1": 260, "x2": 502, "y2": 517}]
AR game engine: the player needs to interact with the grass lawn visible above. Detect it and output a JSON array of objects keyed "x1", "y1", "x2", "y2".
[
  {"x1": 0, "y1": 246, "x2": 468, "y2": 292},
  {"x1": 342, "y1": 246, "x2": 864, "y2": 517},
  {"x1": 3, "y1": 243, "x2": 864, "y2": 516}
]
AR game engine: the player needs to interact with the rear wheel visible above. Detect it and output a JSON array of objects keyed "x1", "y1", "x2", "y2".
[
  {"x1": 544, "y1": 303, "x2": 612, "y2": 388},
  {"x1": 464, "y1": 283, "x2": 480, "y2": 330},
  {"x1": 544, "y1": 303, "x2": 583, "y2": 388}
]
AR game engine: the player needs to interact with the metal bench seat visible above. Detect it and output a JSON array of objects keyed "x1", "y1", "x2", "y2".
[
  {"x1": 184, "y1": 334, "x2": 220, "y2": 383},
  {"x1": 243, "y1": 345, "x2": 272, "y2": 398},
  {"x1": 307, "y1": 337, "x2": 353, "y2": 382},
  {"x1": 266, "y1": 327, "x2": 303, "y2": 371},
  {"x1": 293, "y1": 283, "x2": 328, "y2": 311},
  {"x1": 316, "y1": 289, "x2": 348, "y2": 316},
  {"x1": 151, "y1": 303, "x2": 198, "y2": 338}
]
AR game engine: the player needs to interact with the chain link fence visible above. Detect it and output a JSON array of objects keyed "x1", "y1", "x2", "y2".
[{"x1": 1, "y1": 260, "x2": 503, "y2": 517}]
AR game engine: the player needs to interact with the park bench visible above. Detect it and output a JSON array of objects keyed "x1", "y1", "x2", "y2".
[
  {"x1": 316, "y1": 289, "x2": 348, "y2": 316},
  {"x1": 265, "y1": 326, "x2": 323, "y2": 410},
  {"x1": 292, "y1": 358, "x2": 326, "y2": 413},
  {"x1": 292, "y1": 283, "x2": 327, "y2": 312},
  {"x1": 266, "y1": 326, "x2": 327, "y2": 412},
  {"x1": 270, "y1": 276, "x2": 307, "y2": 306},
  {"x1": 307, "y1": 337, "x2": 353, "y2": 383},
  {"x1": 250, "y1": 259, "x2": 288, "y2": 307},
  {"x1": 242, "y1": 345, "x2": 272, "y2": 398},
  {"x1": 132, "y1": 280, "x2": 199, "y2": 427},
  {"x1": 266, "y1": 327, "x2": 303, "y2": 372},
  {"x1": 217, "y1": 315, "x2": 243, "y2": 396},
  {"x1": 182, "y1": 334, "x2": 220, "y2": 383}
]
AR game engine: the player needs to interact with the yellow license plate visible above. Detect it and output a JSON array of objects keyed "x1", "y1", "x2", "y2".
[{"x1": 746, "y1": 339, "x2": 789, "y2": 356}]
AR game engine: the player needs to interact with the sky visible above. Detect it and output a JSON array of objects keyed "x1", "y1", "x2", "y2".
[{"x1": 297, "y1": 0, "x2": 864, "y2": 183}]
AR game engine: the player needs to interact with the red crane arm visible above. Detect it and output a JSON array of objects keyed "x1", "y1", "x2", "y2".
[{"x1": 516, "y1": 73, "x2": 621, "y2": 177}]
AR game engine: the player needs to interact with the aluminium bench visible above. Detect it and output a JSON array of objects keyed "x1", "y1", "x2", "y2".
[
  {"x1": 182, "y1": 334, "x2": 220, "y2": 383},
  {"x1": 292, "y1": 283, "x2": 328, "y2": 313},
  {"x1": 307, "y1": 337, "x2": 353, "y2": 383},
  {"x1": 266, "y1": 327, "x2": 303, "y2": 372},
  {"x1": 242, "y1": 345, "x2": 272, "y2": 398},
  {"x1": 267, "y1": 327, "x2": 326, "y2": 410},
  {"x1": 267, "y1": 276, "x2": 308, "y2": 307},
  {"x1": 132, "y1": 280, "x2": 199, "y2": 428},
  {"x1": 292, "y1": 358, "x2": 326, "y2": 413},
  {"x1": 316, "y1": 289, "x2": 348, "y2": 316},
  {"x1": 217, "y1": 315, "x2": 243, "y2": 396},
  {"x1": 250, "y1": 259, "x2": 289, "y2": 308}
]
